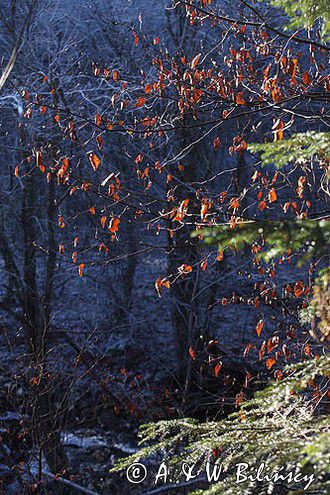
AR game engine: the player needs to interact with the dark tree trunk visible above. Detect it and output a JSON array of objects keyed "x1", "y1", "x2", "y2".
[{"x1": 21, "y1": 147, "x2": 67, "y2": 483}]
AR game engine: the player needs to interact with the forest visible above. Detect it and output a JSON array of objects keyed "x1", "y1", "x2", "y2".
[{"x1": 0, "y1": 0, "x2": 329, "y2": 494}]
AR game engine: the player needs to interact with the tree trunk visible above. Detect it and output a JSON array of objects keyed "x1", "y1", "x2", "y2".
[{"x1": 21, "y1": 150, "x2": 67, "y2": 483}]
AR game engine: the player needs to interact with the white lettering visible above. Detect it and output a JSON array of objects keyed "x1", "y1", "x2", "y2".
[
  {"x1": 236, "y1": 463, "x2": 249, "y2": 484},
  {"x1": 155, "y1": 463, "x2": 168, "y2": 485}
]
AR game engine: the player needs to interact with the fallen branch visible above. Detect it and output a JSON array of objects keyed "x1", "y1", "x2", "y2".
[{"x1": 43, "y1": 470, "x2": 101, "y2": 495}]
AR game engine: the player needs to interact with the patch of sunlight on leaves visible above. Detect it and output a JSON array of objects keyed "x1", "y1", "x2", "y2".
[
  {"x1": 248, "y1": 132, "x2": 330, "y2": 168},
  {"x1": 266, "y1": 0, "x2": 330, "y2": 40}
]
